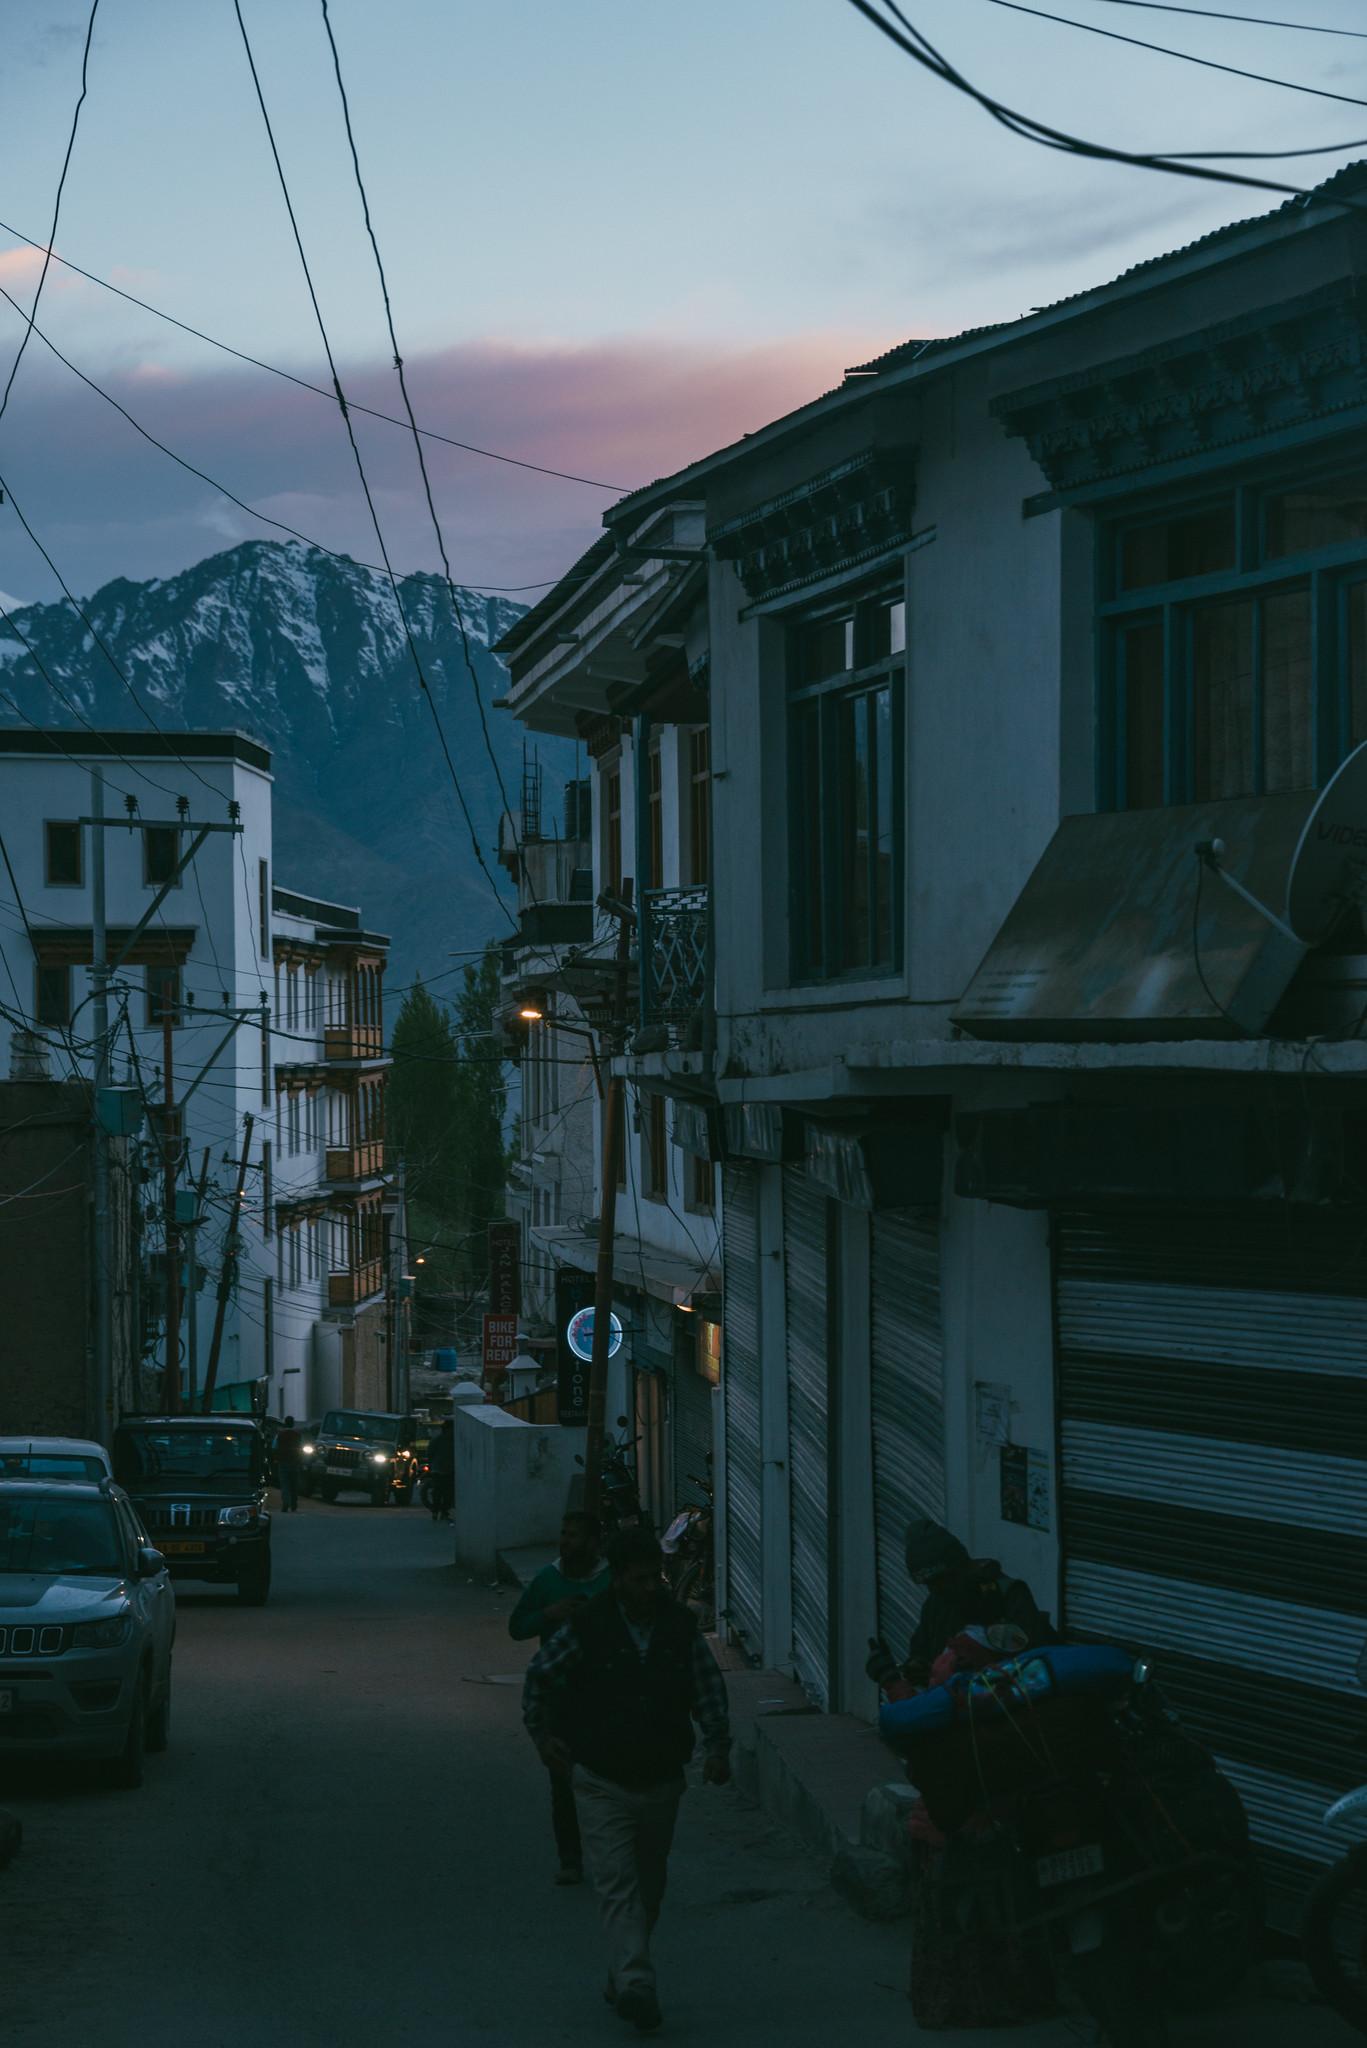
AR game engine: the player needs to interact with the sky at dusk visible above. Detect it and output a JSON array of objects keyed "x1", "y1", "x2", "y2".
[{"x1": 0, "y1": 0, "x2": 1364, "y2": 605}]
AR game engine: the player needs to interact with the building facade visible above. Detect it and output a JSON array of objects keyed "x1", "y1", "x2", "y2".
[
  {"x1": 0, "y1": 729, "x2": 393, "y2": 1426},
  {"x1": 590, "y1": 164, "x2": 1367, "y2": 1924}
]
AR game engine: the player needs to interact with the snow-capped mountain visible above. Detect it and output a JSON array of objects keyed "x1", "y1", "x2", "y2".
[{"x1": 0, "y1": 539, "x2": 574, "y2": 991}]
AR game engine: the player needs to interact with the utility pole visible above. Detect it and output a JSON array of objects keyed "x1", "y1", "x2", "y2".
[
  {"x1": 202, "y1": 1114, "x2": 254, "y2": 1415},
  {"x1": 583, "y1": 881, "x2": 635, "y2": 1519},
  {"x1": 90, "y1": 768, "x2": 113, "y2": 1444},
  {"x1": 184, "y1": 1145, "x2": 211, "y2": 1410},
  {"x1": 161, "y1": 1006, "x2": 181, "y2": 1414}
]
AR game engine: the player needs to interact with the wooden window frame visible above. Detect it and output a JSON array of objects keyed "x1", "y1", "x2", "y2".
[{"x1": 43, "y1": 820, "x2": 83, "y2": 889}]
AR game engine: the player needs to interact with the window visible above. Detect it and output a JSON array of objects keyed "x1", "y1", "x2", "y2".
[
  {"x1": 258, "y1": 858, "x2": 270, "y2": 960},
  {"x1": 44, "y1": 821, "x2": 82, "y2": 887},
  {"x1": 642, "y1": 1092, "x2": 667, "y2": 1202},
  {"x1": 604, "y1": 765, "x2": 622, "y2": 895},
  {"x1": 647, "y1": 740, "x2": 663, "y2": 887},
  {"x1": 36, "y1": 963, "x2": 71, "y2": 1027},
  {"x1": 686, "y1": 1152, "x2": 714, "y2": 1214},
  {"x1": 788, "y1": 587, "x2": 904, "y2": 981},
  {"x1": 143, "y1": 826, "x2": 180, "y2": 888},
  {"x1": 146, "y1": 965, "x2": 181, "y2": 1027},
  {"x1": 1103, "y1": 470, "x2": 1367, "y2": 810},
  {"x1": 688, "y1": 727, "x2": 711, "y2": 886}
]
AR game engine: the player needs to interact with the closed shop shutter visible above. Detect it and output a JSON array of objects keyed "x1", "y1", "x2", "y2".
[
  {"x1": 722, "y1": 1164, "x2": 763, "y2": 1658},
  {"x1": 785, "y1": 1167, "x2": 831, "y2": 1706},
  {"x1": 1055, "y1": 1205, "x2": 1367, "y2": 1924},
  {"x1": 871, "y1": 1210, "x2": 945, "y2": 1662},
  {"x1": 672, "y1": 1350, "x2": 713, "y2": 1510}
]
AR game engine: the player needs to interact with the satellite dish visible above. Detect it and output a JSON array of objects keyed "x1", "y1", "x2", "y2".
[{"x1": 1286, "y1": 742, "x2": 1367, "y2": 943}]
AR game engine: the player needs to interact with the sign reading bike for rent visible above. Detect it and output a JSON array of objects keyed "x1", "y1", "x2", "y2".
[
  {"x1": 487, "y1": 1221, "x2": 519, "y2": 1317},
  {"x1": 482, "y1": 1313, "x2": 519, "y2": 1398}
]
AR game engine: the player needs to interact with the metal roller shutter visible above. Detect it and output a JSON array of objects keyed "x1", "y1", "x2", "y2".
[
  {"x1": 785, "y1": 1168, "x2": 831, "y2": 1707},
  {"x1": 672, "y1": 1354, "x2": 713, "y2": 1511},
  {"x1": 722, "y1": 1165, "x2": 763, "y2": 1658},
  {"x1": 870, "y1": 1210, "x2": 945, "y2": 1661},
  {"x1": 1055, "y1": 1205, "x2": 1367, "y2": 1925}
]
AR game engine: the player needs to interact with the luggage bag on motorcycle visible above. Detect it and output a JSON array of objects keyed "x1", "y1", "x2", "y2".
[{"x1": 881, "y1": 1645, "x2": 1136, "y2": 1834}]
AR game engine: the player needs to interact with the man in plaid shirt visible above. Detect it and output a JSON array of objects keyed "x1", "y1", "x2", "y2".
[{"x1": 523, "y1": 1524, "x2": 731, "y2": 2032}]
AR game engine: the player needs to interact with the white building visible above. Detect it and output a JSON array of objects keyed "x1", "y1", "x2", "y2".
[{"x1": 0, "y1": 728, "x2": 392, "y2": 1425}]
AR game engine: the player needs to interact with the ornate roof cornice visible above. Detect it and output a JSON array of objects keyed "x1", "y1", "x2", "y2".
[{"x1": 708, "y1": 448, "x2": 916, "y2": 603}]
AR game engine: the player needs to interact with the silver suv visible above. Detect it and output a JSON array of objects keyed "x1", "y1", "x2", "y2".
[{"x1": 0, "y1": 1478, "x2": 174, "y2": 1788}]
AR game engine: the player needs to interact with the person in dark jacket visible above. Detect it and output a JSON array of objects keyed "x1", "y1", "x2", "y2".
[
  {"x1": 522, "y1": 1525, "x2": 730, "y2": 2034},
  {"x1": 508, "y1": 1510, "x2": 611, "y2": 1885},
  {"x1": 867, "y1": 1518, "x2": 1056, "y2": 1693},
  {"x1": 274, "y1": 1417, "x2": 302, "y2": 1513},
  {"x1": 427, "y1": 1418, "x2": 454, "y2": 1523}
]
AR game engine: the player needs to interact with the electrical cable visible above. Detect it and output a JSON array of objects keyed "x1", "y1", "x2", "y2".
[
  {"x1": 0, "y1": 1137, "x2": 88, "y2": 1207},
  {"x1": 1085, "y1": 0, "x2": 1367, "y2": 38},
  {"x1": 0, "y1": 213, "x2": 626, "y2": 498},
  {"x1": 980, "y1": 0, "x2": 1367, "y2": 110},
  {"x1": 849, "y1": 0, "x2": 1344, "y2": 199},
  {"x1": 0, "y1": 0, "x2": 99, "y2": 432},
  {"x1": 232, "y1": 0, "x2": 512, "y2": 931}
]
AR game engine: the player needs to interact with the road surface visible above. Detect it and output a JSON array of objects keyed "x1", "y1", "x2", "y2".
[{"x1": 0, "y1": 1500, "x2": 1351, "y2": 2045}]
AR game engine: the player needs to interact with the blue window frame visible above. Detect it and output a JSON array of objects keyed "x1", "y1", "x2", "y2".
[
  {"x1": 1099, "y1": 457, "x2": 1367, "y2": 809},
  {"x1": 788, "y1": 586, "x2": 905, "y2": 982}
]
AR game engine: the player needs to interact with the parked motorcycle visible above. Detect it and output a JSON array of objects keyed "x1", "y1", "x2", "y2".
[
  {"x1": 575, "y1": 1418, "x2": 648, "y2": 1537},
  {"x1": 881, "y1": 1644, "x2": 1260, "y2": 2047},
  {"x1": 1302, "y1": 1638, "x2": 1367, "y2": 2035},
  {"x1": 662, "y1": 1465, "x2": 714, "y2": 1623}
]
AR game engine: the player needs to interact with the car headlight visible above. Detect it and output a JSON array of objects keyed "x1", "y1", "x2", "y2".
[
  {"x1": 73, "y1": 1613, "x2": 132, "y2": 1649},
  {"x1": 219, "y1": 1505, "x2": 259, "y2": 1527},
  {"x1": 300, "y1": 1444, "x2": 315, "y2": 1457},
  {"x1": 370, "y1": 1452, "x2": 389, "y2": 1466}
]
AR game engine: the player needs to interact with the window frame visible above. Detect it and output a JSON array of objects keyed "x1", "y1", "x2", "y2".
[
  {"x1": 641, "y1": 1091, "x2": 668, "y2": 1204},
  {"x1": 786, "y1": 584, "x2": 905, "y2": 985},
  {"x1": 687, "y1": 725, "x2": 711, "y2": 887},
  {"x1": 35, "y1": 962, "x2": 72, "y2": 1028},
  {"x1": 1099, "y1": 454, "x2": 1367, "y2": 811},
  {"x1": 146, "y1": 963, "x2": 182, "y2": 1028},
  {"x1": 142, "y1": 824, "x2": 182, "y2": 889},
  {"x1": 43, "y1": 820, "x2": 83, "y2": 888}
]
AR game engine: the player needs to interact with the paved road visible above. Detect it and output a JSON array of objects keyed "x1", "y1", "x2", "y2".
[{"x1": 0, "y1": 1501, "x2": 1352, "y2": 2046}]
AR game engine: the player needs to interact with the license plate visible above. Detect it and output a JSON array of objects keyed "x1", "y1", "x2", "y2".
[
  {"x1": 1036, "y1": 1843, "x2": 1104, "y2": 1887},
  {"x1": 0, "y1": 1690, "x2": 12, "y2": 1714},
  {"x1": 327, "y1": 1464, "x2": 351, "y2": 1475},
  {"x1": 159, "y1": 1540, "x2": 206, "y2": 1556}
]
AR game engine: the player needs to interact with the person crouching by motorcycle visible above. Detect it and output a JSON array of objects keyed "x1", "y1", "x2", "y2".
[
  {"x1": 866, "y1": 1517, "x2": 1057, "y2": 1700},
  {"x1": 508, "y1": 1510, "x2": 612, "y2": 1886},
  {"x1": 868, "y1": 1518, "x2": 1059, "y2": 2031}
]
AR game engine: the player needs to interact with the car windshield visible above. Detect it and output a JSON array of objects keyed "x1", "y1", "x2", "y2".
[
  {"x1": 0, "y1": 1453, "x2": 105, "y2": 1480},
  {"x1": 115, "y1": 1429, "x2": 257, "y2": 1483},
  {"x1": 0, "y1": 1497, "x2": 122, "y2": 1575},
  {"x1": 322, "y1": 1412, "x2": 397, "y2": 1443}
]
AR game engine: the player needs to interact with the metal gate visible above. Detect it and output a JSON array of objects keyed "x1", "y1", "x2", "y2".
[
  {"x1": 784, "y1": 1168, "x2": 831, "y2": 1706},
  {"x1": 672, "y1": 1347, "x2": 713, "y2": 1510},
  {"x1": 722, "y1": 1164, "x2": 763, "y2": 1658},
  {"x1": 1055, "y1": 1205, "x2": 1367, "y2": 1924},
  {"x1": 871, "y1": 1210, "x2": 945, "y2": 1662}
]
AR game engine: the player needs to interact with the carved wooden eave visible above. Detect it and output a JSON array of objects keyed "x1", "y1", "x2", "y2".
[
  {"x1": 993, "y1": 280, "x2": 1367, "y2": 494},
  {"x1": 708, "y1": 448, "x2": 916, "y2": 603}
]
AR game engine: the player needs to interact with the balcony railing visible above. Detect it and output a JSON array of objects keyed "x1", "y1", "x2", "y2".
[
  {"x1": 325, "y1": 1141, "x2": 386, "y2": 1182},
  {"x1": 328, "y1": 1259, "x2": 383, "y2": 1309},
  {"x1": 639, "y1": 886, "x2": 711, "y2": 1037},
  {"x1": 324, "y1": 1024, "x2": 384, "y2": 1062}
]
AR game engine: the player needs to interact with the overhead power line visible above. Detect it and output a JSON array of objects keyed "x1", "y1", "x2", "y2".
[
  {"x1": 0, "y1": 221, "x2": 625, "y2": 497},
  {"x1": 981, "y1": 0, "x2": 1367, "y2": 108},
  {"x1": 1085, "y1": 0, "x2": 1367, "y2": 37},
  {"x1": 0, "y1": 0, "x2": 99, "y2": 432}
]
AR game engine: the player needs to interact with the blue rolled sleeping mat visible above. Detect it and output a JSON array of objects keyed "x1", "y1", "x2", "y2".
[{"x1": 880, "y1": 1642, "x2": 1135, "y2": 1750}]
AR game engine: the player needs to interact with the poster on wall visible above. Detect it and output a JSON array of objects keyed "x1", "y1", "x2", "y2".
[{"x1": 1000, "y1": 1443, "x2": 1051, "y2": 1532}]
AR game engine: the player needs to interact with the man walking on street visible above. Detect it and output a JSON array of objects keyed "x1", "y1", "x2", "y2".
[
  {"x1": 508, "y1": 1509, "x2": 611, "y2": 1885},
  {"x1": 275, "y1": 1416, "x2": 302, "y2": 1514},
  {"x1": 522, "y1": 1525, "x2": 731, "y2": 2033},
  {"x1": 427, "y1": 1418, "x2": 454, "y2": 1523}
]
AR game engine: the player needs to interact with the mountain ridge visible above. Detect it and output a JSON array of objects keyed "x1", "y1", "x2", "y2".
[{"x1": 0, "y1": 539, "x2": 572, "y2": 992}]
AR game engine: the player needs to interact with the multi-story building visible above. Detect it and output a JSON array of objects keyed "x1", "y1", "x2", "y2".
[
  {"x1": 0, "y1": 728, "x2": 392, "y2": 1425},
  {"x1": 571, "y1": 162, "x2": 1367, "y2": 1927},
  {"x1": 495, "y1": 527, "x2": 723, "y2": 1525}
]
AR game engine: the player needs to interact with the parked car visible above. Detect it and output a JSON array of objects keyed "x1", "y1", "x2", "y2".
[
  {"x1": 0, "y1": 1475, "x2": 174, "y2": 1787},
  {"x1": 111, "y1": 1416, "x2": 272, "y2": 1605},
  {"x1": 0, "y1": 1437, "x2": 112, "y2": 1482},
  {"x1": 314, "y1": 1410, "x2": 418, "y2": 1505}
]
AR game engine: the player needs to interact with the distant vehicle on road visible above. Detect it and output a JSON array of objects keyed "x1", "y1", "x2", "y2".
[
  {"x1": 314, "y1": 1410, "x2": 418, "y2": 1506},
  {"x1": 0, "y1": 1437, "x2": 112, "y2": 1482},
  {"x1": 112, "y1": 1417, "x2": 272, "y2": 1606},
  {"x1": 0, "y1": 1475, "x2": 174, "y2": 1787}
]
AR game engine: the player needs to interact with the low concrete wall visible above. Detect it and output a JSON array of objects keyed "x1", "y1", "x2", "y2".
[{"x1": 453, "y1": 1404, "x2": 581, "y2": 1577}]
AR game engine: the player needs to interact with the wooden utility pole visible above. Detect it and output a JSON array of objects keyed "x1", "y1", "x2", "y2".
[
  {"x1": 161, "y1": 1007, "x2": 181, "y2": 1414},
  {"x1": 583, "y1": 881, "x2": 635, "y2": 1519},
  {"x1": 184, "y1": 1146, "x2": 212, "y2": 1410},
  {"x1": 202, "y1": 1114, "x2": 254, "y2": 1415}
]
